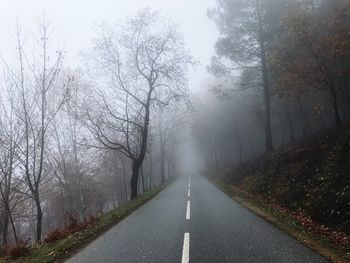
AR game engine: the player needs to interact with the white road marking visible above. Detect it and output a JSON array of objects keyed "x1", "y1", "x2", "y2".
[
  {"x1": 186, "y1": 200, "x2": 190, "y2": 220},
  {"x1": 189, "y1": 177, "x2": 191, "y2": 188},
  {"x1": 188, "y1": 188, "x2": 190, "y2": 198},
  {"x1": 181, "y1": 233, "x2": 190, "y2": 263}
]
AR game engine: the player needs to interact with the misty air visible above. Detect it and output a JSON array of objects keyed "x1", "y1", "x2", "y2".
[{"x1": 0, "y1": 0, "x2": 348, "y2": 262}]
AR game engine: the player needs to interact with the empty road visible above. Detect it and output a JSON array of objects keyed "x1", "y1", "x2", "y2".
[{"x1": 66, "y1": 174, "x2": 328, "y2": 263}]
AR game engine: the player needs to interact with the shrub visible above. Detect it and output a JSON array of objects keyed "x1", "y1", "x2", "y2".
[
  {"x1": 6, "y1": 242, "x2": 31, "y2": 259},
  {"x1": 0, "y1": 245, "x2": 8, "y2": 257},
  {"x1": 45, "y1": 228, "x2": 68, "y2": 243},
  {"x1": 66, "y1": 214, "x2": 83, "y2": 233},
  {"x1": 86, "y1": 215, "x2": 97, "y2": 225},
  {"x1": 65, "y1": 214, "x2": 98, "y2": 234}
]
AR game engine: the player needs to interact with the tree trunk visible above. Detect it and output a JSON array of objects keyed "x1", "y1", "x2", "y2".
[
  {"x1": 159, "y1": 121, "x2": 166, "y2": 183},
  {"x1": 149, "y1": 150, "x2": 153, "y2": 189},
  {"x1": 257, "y1": 0, "x2": 273, "y2": 151},
  {"x1": 35, "y1": 196, "x2": 42, "y2": 242},
  {"x1": 333, "y1": 100, "x2": 342, "y2": 128},
  {"x1": 234, "y1": 127, "x2": 242, "y2": 165},
  {"x1": 281, "y1": 118, "x2": 286, "y2": 147},
  {"x1": 8, "y1": 208, "x2": 18, "y2": 246},
  {"x1": 0, "y1": 187, "x2": 9, "y2": 245},
  {"x1": 141, "y1": 165, "x2": 145, "y2": 193},
  {"x1": 2, "y1": 209, "x2": 9, "y2": 245},
  {"x1": 121, "y1": 158, "x2": 128, "y2": 202},
  {"x1": 130, "y1": 161, "x2": 140, "y2": 199},
  {"x1": 0, "y1": 176, "x2": 18, "y2": 246},
  {"x1": 167, "y1": 160, "x2": 171, "y2": 180},
  {"x1": 330, "y1": 89, "x2": 342, "y2": 128},
  {"x1": 297, "y1": 96, "x2": 308, "y2": 137},
  {"x1": 285, "y1": 98, "x2": 295, "y2": 143},
  {"x1": 77, "y1": 181, "x2": 87, "y2": 221},
  {"x1": 262, "y1": 65, "x2": 273, "y2": 151},
  {"x1": 238, "y1": 143, "x2": 242, "y2": 165},
  {"x1": 160, "y1": 142, "x2": 166, "y2": 183},
  {"x1": 130, "y1": 97, "x2": 151, "y2": 199},
  {"x1": 344, "y1": 77, "x2": 350, "y2": 121}
]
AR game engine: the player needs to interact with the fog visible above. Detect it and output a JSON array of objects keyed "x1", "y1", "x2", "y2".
[
  {"x1": 0, "y1": 0, "x2": 218, "y2": 92},
  {"x1": 0, "y1": 0, "x2": 348, "y2": 253}
]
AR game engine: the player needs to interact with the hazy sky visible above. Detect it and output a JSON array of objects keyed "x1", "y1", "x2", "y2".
[{"x1": 0, "y1": 0, "x2": 219, "y2": 92}]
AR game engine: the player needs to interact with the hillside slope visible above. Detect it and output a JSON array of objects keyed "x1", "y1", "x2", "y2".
[{"x1": 217, "y1": 129, "x2": 350, "y2": 235}]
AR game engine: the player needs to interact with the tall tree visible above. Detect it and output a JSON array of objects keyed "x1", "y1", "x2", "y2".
[
  {"x1": 156, "y1": 105, "x2": 186, "y2": 182},
  {"x1": 82, "y1": 9, "x2": 193, "y2": 198},
  {"x1": 49, "y1": 72, "x2": 87, "y2": 220},
  {"x1": 270, "y1": 0, "x2": 350, "y2": 127},
  {"x1": 208, "y1": 0, "x2": 285, "y2": 151},
  {"x1": 8, "y1": 21, "x2": 68, "y2": 241},
  {"x1": 0, "y1": 85, "x2": 21, "y2": 246}
]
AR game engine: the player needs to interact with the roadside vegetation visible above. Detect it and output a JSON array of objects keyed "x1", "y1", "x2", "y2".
[
  {"x1": 192, "y1": 2, "x2": 350, "y2": 260},
  {"x1": 0, "y1": 182, "x2": 169, "y2": 263},
  {"x1": 207, "y1": 127, "x2": 350, "y2": 263},
  {"x1": 0, "y1": 8, "x2": 190, "y2": 254}
]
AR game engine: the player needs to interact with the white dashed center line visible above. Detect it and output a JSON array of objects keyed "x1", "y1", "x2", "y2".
[
  {"x1": 181, "y1": 232, "x2": 190, "y2": 263},
  {"x1": 183, "y1": 177, "x2": 191, "y2": 262},
  {"x1": 186, "y1": 200, "x2": 190, "y2": 220}
]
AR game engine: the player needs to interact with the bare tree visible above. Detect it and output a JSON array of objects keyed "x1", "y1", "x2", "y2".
[
  {"x1": 0, "y1": 84, "x2": 22, "y2": 246},
  {"x1": 81, "y1": 9, "x2": 193, "y2": 198},
  {"x1": 156, "y1": 105, "x2": 187, "y2": 182},
  {"x1": 8, "y1": 21, "x2": 68, "y2": 241},
  {"x1": 48, "y1": 72, "x2": 89, "y2": 221},
  {"x1": 208, "y1": 0, "x2": 292, "y2": 151}
]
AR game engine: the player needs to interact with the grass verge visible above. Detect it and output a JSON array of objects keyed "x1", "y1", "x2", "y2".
[
  {"x1": 2, "y1": 180, "x2": 172, "y2": 263},
  {"x1": 208, "y1": 177, "x2": 350, "y2": 263}
]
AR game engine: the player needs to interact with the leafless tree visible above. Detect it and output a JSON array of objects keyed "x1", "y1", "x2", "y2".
[
  {"x1": 6, "y1": 21, "x2": 69, "y2": 241},
  {"x1": 81, "y1": 9, "x2": 194, "y2": 198},
  {"x1": 48, "y1": 71, "x2": 90, "y2": 221},
  {"x1": 156, "y1": 105, "x2": 187, "y2": 182},
  {"x1": 0, "y1": 83, "x2": 23, "y2": 245}
]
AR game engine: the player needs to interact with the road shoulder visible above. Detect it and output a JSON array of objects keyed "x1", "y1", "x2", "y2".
[
  {"x1": 7, "y1": 180, "x2": 173, "y2": 263},
  {"x1": 208, "y1": 176, "x2": 350, "y2": 263}
]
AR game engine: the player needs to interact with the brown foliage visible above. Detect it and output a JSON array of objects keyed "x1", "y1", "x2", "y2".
[
  {"x1": 267, "y1": 200, "x2": 350, "y2": 247},
  {"x1": 5, "y1": 242, "x2": 31, "y2": 259},
  {"x1": 224, "y1": 129, "x2": 350, "y2": 246},
  {"x1": 65, "y1": 214, "x2": 93, "y2": 234},
  {"x1": 291, "y1": 211, "x2": 350, "y2": 247},
  {"x1": 45, "y1": 228, "x2": 68, "y2": 243},
  {"x1": 66, "y1": 214, "x2": 81, "y2": 233},
  {"x1": 86, "y1": 215, "x2": 97, "y2": 225},
  {"x1": 44, "y1": 214, "x2": 99, "y2": 244}
]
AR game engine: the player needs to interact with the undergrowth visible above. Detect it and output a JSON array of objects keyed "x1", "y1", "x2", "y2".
[{"x1": 0, "y1": 181, "x2": 170, "y2": 263}]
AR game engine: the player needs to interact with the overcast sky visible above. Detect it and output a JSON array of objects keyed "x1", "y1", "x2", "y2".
[{"x1": 0, "y1": 0, "x2": 219, "y2": 92}]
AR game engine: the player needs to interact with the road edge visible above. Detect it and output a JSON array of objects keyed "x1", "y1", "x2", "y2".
[
  {"x1": 207, "y1": 176, "x2": 350, "y2": 263},
  {"x1": 9, "y1": 179, "x2": 175, "y2": 263}
]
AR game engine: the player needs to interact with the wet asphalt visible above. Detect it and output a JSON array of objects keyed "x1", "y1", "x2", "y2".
[{"x1": 65, "y1": 174, "x2": 328, "y2": 263}]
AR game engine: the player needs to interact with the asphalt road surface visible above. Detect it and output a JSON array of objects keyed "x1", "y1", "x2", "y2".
[{"x1": 66, "y1": 174, "x2": 328, "y2": 263}]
